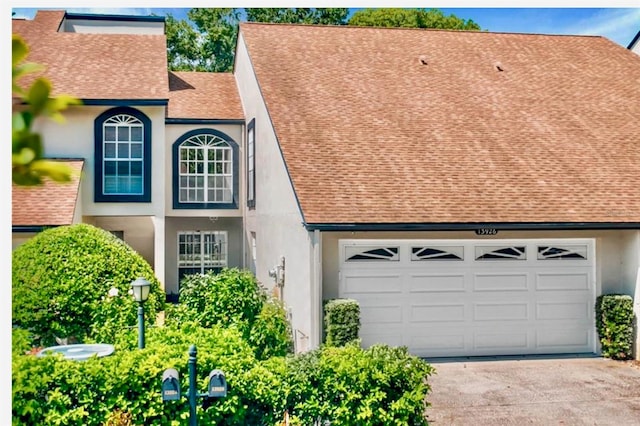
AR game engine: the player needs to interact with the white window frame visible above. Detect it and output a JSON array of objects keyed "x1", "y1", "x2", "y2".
[
  {"x1": 177, "y1": 231, "x2": 228, "y2": 277},
  {"x1": 103, "y1": 114, "x2": 144, "y2": 195},
  {"x1": 178, "y1": 134, "x2": 233, "y2": 204}
]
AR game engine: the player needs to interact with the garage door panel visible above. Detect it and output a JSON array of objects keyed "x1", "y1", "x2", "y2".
[
  {"x1": 536, "y1": 302, "x2": 590, "y2": 320},
  {"x1": 535, "y1": 272, "x2": 590, "y2": 291},
  {"x1": 360, "y1": 304, "x2": 403, "y2": 324},
  {"x1": 473, "y1": 273, "x2": 529, "y2": 291},
  {"x1": 408, "y1": 273, "x2": 466, "y2": 292},
  {"x1": 410, "y1": 303, "x2": 466, "y2": 322},
  {"x1": 473, "y1": 302, "x2": 529, "y2": 321},
  {"x1": 410, "y1": 334, "x2": 466, "y2": 354},
  {"x1": 342, "y1": 273, "x2": 402, "y2": 294},
  {"x1": 339, "y1": 238, "x2": 596, "y2": 357},
  {"x1": 536, "y1": 328, "x2": 590, "y2": 349},
  {"x1": 474, "y1": 331, "x2": 530, "y2": 350},
  {"x1": 360, "y1": 330, "x2": 404, "y2": 348}
]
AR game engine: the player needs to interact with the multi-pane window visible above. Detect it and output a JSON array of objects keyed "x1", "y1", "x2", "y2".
[
  {"x1": 177, "y1": 231, "x2": 228, "y2": 281},
  {"x1": 179, "y1": 134, "x2": 232, "y2": 203},
  {"x1": 103, "y1": 114, "x2": 144, "y2": 195},
  {"x1": 247, "y1": 119, "x2": 256, "y2": 208},
  {"x1": 95, "y1": 107, "x2": 150, "y2": 202}
]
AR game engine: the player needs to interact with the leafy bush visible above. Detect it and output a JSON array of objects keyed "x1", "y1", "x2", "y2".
[
  {"x1": 12, "y1": 223, "x2": 165, "y2": 347},
  {"x1": 324, "y1": 299, "x2": 360, "y2": 347},
  {"x1": 170, "y1": 268, "x2": 266, "y2": 336},
  {"x1": 167, "y1": 268, "x2": 292, "y2": 359},
  {"x1": 12, "y1": 323, "x2": 288, "y2": 426},
  {"x1": 248, "y1": 298, "x2": 294, "y2": 360},
  {"x1": 595, "y1": 294, "x2": 634, "y2": 360},
  {"x1": 13, "y1": 326, "x2": 434, "y2": 426},
  {"x1": 285, "y1": 342, "x2": 434, "y2": 425}
]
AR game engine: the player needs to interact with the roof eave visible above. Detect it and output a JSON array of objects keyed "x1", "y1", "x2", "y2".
[{"x1": 303, "y1": 222, "x2": 640, "y2": 232}]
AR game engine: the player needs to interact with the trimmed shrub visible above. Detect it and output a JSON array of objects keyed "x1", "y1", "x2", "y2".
[
  {"x1": 324, "y1": 299, "x2": 360, "y2": 347},
  {"x1": 12, "y1": 223, "x2": 165, "y2": 347},
  {"x1": 285, "y1": 342, "x2": 434, "y2": 425},
  {"x1": 595, "y1": 294, "x2": 634, "y2": 360}
]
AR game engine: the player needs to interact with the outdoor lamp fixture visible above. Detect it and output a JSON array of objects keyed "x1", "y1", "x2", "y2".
[{"x1": 131, "y1": 277, "x2": 151, "y2": 349}]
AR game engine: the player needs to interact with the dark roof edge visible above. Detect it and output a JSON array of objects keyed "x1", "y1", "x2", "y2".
[
  {"x1": 64, "y1": 12, "x2": 165, "y2": 23},
  {"x1": 303, "y1": 222, "x2": 640, "y2": 232},
  {"x1": 12, "y1": 225, "x2": 59, "y2": 233},
  {"x1": 165, "y1": 118, "x2": 245, "y2": 125},
  {"x1": 82, "y1": 99, "x2": 168, "y2": 106},
  {"x1": 628, "y1": 30, "x2": 640, "y2": 49}
]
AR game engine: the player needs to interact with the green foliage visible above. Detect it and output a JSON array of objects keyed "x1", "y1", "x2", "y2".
[
  {"x1": 169, "y1": 268, "x2": 266, "y2": 335},
  {"x1": 348, "y1": 8, "x2": 482, "y2": 30},
  {"x1": 324, "y1": 299, "x2": 361, "y2": 347},
  {"x1": 12, "y1": 324, "x2": 286, "y2": 426},
  {"x1": 595, "y1": 294, "x2": 634, "y2": 360},
  {"x1": 12, "y1": 224, "x2": 165, "y2": 347},
  {"x1": 166, "y1": 8, "x2": 349, "y2": 72},
  {"x1": 167, "y1": 268, "x2": 293, "y2": 360},
  {"x1": 12, "y1": 327, "x2": 34, "y2": 356},
  {"x1": 12, "y1": 34, "x2": 82, "y2": 186},
  {"x1": 13, "y1": 324, "x2": 433, "y2": 425},
  {"x1": 248, "y1": 298, "x2": 294, "y2": 359},
  {"x1": 166, "y1": 8, "x2": 241, "y2": 72},
  {"x1": 285, "y1": 342, "x2": 434, "y2": 425},
  {"x1": 246, "y1": 8, "x2": 348, "y2": 25}
]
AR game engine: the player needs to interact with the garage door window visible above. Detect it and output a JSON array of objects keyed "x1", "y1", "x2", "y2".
[
  {"x1": 537, "y1": 245, "x2": 587, "y2": 260},
  {"x1": 475, "y1": 246, "x2": 526, "y2": 260},
  {"x1": 345, "y1": 246, "x2": 399, "y2": 262},
  {"x1": 411, "y1": 246, "x2": 464, "y2": 261}
]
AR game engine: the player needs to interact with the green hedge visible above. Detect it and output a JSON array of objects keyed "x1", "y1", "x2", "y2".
[
  {"x1": 595, "y1": 294, "x2": 634, "y2": 360},
  {"x1": 13, "y1": 327, "x2": 434, "y2": 425},
  {"x1": 12, "y1": 224, "x2": 165, "y2": 347},
  {"x1": 166, "y1": 268, "x2": 293, "y2": 360},
  {"x1": 324, "y1": 299, "x2": 360, "y2": 347}
]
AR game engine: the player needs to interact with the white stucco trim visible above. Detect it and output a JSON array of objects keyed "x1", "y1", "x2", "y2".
[
  {"x1": 152, "y1": 216, "x2": 165, "y2": 290},
  {"x1": 634, "y1": 267, "x2": 640, "y2": 360}
]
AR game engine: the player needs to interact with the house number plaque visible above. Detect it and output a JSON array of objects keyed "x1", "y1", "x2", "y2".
[{"x1": 475, "y1": 228, "x2": 498, "y2": 235}]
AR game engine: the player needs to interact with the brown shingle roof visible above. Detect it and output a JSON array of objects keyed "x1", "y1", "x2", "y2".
[
  {"x1": 12, "y1": 10, "x2": 168, "y2": 100},
  {"x1": 240, "y1": 23, "x2": 640, "y2": 225},
  {"x1": 12, "y1": 160, "x2": 84, "y2": 226},
  {"x1": 167, "y1": 71, "x2": 243, "y2": 119}
]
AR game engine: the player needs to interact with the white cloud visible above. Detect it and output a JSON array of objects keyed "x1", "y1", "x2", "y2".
[{"x1": 563, "y1": 8, "x2": 640, "y2": 45}]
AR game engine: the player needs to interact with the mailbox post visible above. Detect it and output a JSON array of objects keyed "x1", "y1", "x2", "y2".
[{"x1": 161, "y1": 344, "x2": 227, "y2": 426}]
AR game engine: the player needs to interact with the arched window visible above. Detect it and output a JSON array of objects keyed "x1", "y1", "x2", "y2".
[
  {"x1": 94, "y1": 107, "x2": 151, "y2": 202},
  {"x1": 173, "y1": 129, "x2": 238, "y2": 209}
]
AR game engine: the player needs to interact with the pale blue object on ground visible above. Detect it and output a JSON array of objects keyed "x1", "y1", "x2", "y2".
[{"x1": 37, "y1": 344, "x2": 115, "y2": 361}]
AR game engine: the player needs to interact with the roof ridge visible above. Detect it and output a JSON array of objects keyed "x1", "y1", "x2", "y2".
[{"x1": 239, "y1": 21, "x2": 606, "y2": 39}]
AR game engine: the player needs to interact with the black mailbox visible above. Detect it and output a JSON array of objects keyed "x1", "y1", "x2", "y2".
[
  {"x1": 208, "y1": 369, "x2": 227, "y2": 398},
  {"x1": 161, "y1": 368, "x2": 181, "y2": 402}
]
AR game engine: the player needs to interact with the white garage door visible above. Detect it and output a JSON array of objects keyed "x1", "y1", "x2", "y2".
[{"x1": 339, "y1": 239, "x2": 596, "y2": 358}]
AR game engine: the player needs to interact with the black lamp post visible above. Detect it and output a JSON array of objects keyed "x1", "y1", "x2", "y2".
[{"x1": 131, "y1": 277, "x2": 151, "y2": 349}]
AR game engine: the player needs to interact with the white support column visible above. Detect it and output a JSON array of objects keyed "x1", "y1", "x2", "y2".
[
  {"x1": 152, "y1": 216, "x2": 166, "y2": 291},
  {"x1": 634, "y1": 267, "x2": 640, "y2": 360},
  {"x1": 310, "y1": 229, "x2": 323, "y2": 349}
]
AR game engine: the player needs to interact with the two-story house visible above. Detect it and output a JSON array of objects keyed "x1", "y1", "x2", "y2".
[{"x1": 12, "y1": 11, "x2": 640, "y2": 358}]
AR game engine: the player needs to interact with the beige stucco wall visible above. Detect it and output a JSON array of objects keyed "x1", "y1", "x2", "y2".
[
  {"x1": 164, "y1": 123, "x2": 244, "y2": 217},
  {"x1": 234, "y1": 31, "x2": 319, "y2": 351},
  {"x1": 32, "y1": 105, "x2": 166, "y2": 218},
  {"x1": 163, "y1": 216, "x2": 244, "y2": 296}
]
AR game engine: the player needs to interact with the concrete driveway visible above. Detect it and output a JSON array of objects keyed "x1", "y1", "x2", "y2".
[{"x1": 425, "y1": 356, "x2": 640, "y2": 425}]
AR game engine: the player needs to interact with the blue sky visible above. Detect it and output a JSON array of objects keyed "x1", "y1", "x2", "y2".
[{"x1": 9, "y1": 6, "x2": 640, "y2": 48}]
